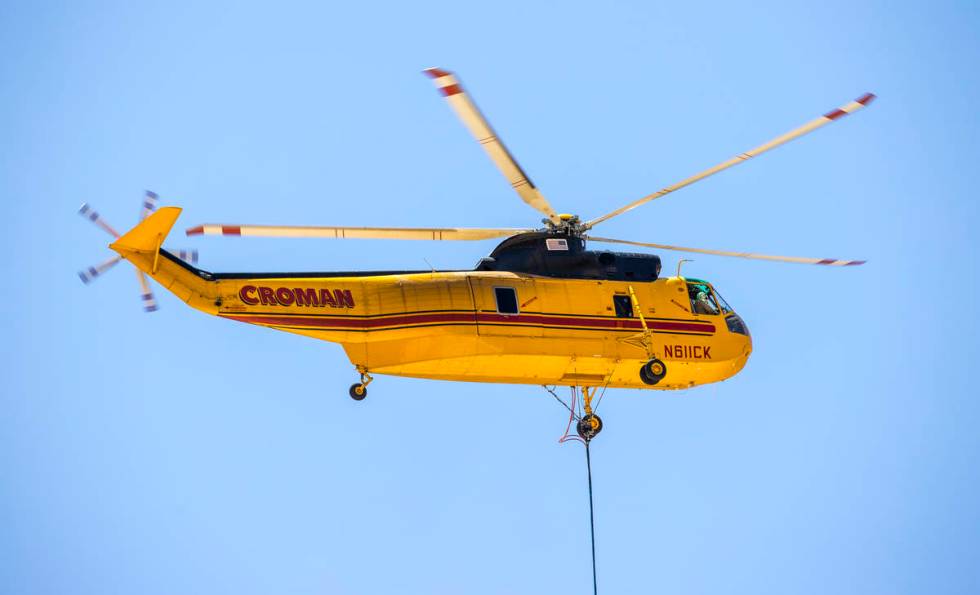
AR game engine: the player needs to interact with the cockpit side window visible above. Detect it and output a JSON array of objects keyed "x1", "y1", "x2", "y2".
[{"x1": 687, "y1": 282, "x2": 720, "y2": 315}]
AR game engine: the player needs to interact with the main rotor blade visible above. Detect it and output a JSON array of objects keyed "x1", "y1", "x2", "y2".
[
  {"x1": 78, "y1": 255, "x2": 123, "y2": 284},
  {"x1": 78, "y1": 203, "x2": 121, "y2": 238},
  {"x1": 186, "y1": 224, "x2": 531, "y2": 241},
  {"x1": 584, "y1": 92, "x2": 876, "y2": 229},
  {"x1": 587, "y1": 236, "x2": 866, "y2": 266},
  {"x1": 423, "y1": 68, "x2": 560, "y2": 225},
  {"x1": 136, "y1": 270, "x2": 159, "y2": 312},
  {"x1": 140, "y1": 190, "x2": 158, "y2": 221}
]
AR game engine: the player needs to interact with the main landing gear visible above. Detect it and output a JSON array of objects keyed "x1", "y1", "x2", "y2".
[
  {"x1": 349, "y1": 366, "x2": 374, "y2": 401},
  {"x1": 619, "y1": 286, "x2": 668, "y2": 386},
  {"x1": 640, "y1": 358, "x2": 667, "y2": 385}
]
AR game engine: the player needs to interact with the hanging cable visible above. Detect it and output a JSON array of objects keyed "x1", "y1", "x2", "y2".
[
  {"x1": 560, "y1": 387, "x2": 584, "y2": 444},
  {"x1": 593, "y1": 383, "x2": 609, "y2": 415},
  {"x1": 585, "y1": 439, "x2": 598, "y2": 595},
  {"x1": 544, "y1": 385, "x2": 600, "y2": 592},
  {"x1": 544, "y1": 385, "x2": 581, "y2": 420}
]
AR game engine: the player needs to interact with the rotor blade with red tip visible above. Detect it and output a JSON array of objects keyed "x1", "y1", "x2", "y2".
[
  {"x1": 136, "y1": 270, "x2": 159, "y2": 312},
  {"x1": 186, "y1": 224, "x2": 530, "y2": 241},
  {"x1": 586, "y1": 236, "x2": 866, "y2": 266},
  {"x1": 140, "y1": 190, "x2": 158, "y2": 221},
  {"x1": 423, "y1": 67, "x2": 559, "y2": 224},
  {"x1": 78, "y1": 203, "x2": 121, "y2": 237},
  {"x1": 584, "y1": 93, "x2": 876, "y2": 229},
  {"x1": 78, "y1": 255, "x2": 123, "y2": 284}
]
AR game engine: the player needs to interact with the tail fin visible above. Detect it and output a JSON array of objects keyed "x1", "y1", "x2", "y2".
[
  {"x1": 109, "y1": 206, "x2": 219, "y2": 313},
  {"x1": 110, "y1": 206, "x2": 182, "y2": 255},
  {"x1": 78, "y1": 201, "x2": 184, "y2": 313}
]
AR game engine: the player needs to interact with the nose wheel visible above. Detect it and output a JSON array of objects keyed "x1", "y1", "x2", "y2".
[
  {"x1": 349, "y1": 383, "x2": 368, "y2": 400},
  {"x1": 640, "y1": 358, "x2": 667, "y2": 385}
]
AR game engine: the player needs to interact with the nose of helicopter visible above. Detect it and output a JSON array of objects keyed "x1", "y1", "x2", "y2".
[
  {"x1": 724, "y1": 313, "x2": 753, "y2": 376},
  {"x1": 725, "y1": 312, "x2": 749, "y2": 335},
  {"x1": 725, "y1": 312, "x2": 752, "y2": 354}
]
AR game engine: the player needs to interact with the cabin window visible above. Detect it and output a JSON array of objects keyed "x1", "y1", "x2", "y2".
[
  {"x1": 613, "y1": 295, "x2": 633, "y2": 318},
  {"x1": 494, "y1": 287, "x2": 519, "y2": 315},
  {"x1": 687, "y1": 282, "x2": 720, "y2": 315}
]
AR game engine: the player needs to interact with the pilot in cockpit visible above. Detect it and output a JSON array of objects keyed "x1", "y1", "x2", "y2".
[{"x1": 690, "y1": 284, "x2": 720, "y2": 315}]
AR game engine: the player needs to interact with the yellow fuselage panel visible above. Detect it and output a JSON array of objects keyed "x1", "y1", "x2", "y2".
[
  {"x1": 115, "y1": 246, "x2": 751, "y2": 389},
  {"x1": 179, "y1": 268, "x2": 754, "y2": 390}
]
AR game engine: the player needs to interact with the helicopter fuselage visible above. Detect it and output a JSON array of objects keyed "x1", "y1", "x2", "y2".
[{"x1": 116, "y1": 222, "x2": 752, "y2": 390}]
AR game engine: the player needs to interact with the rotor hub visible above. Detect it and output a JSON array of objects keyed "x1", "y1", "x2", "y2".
[{"x1": 543, "y1": 214, "x2": 585, "y2": 237}]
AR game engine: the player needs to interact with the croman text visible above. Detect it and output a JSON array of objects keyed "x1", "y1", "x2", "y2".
[{"x1": 238, "y1": 285, "x2": 355, "y2": 308}]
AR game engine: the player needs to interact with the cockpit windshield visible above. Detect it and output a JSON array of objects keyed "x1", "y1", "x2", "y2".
[
  {"x1": 712, "y1": 288, "x2": 733, "y2": 314},
  {"x1": 686, "y1": 279, "x2": 731, "y2": 315}
]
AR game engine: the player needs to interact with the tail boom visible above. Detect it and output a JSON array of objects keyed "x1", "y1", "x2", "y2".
[{"x1": 109, "y1": 207, "x2": 219, "y2": 313}]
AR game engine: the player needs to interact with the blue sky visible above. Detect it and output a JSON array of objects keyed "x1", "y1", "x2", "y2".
[{"x1": 2, "y1": 1, "x2": 979, "y2": 593}]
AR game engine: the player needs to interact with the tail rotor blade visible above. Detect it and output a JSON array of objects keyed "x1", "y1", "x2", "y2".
[
  {"x1": 78, "y1": 203, "x2": 121, "y2": 238},
  {"x1": 136, "y1": 270, "x2": 159, "y2": 312},
  {"x1": 140, "y1": 190, "x2": 159, "y2": 221},
  {"x1": 170, "y1": 248, "x2": 199, "y2": 264},
  {"x1": 78, "y1": 255, "x2": 123, "y2": 284}
]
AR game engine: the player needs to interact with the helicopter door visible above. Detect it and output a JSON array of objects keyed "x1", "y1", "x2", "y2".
[{"x1": 468, "y1": 277, "x2": 542, "y2": 337}]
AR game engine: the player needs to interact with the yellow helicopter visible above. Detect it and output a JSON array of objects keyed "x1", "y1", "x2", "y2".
[{"x1": 79, "y1": 68, "x2": 873, "y2": 439}]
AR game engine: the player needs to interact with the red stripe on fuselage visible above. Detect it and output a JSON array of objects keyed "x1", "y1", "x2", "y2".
[{"x1": 219, "y1": 311, "x2": 716, "y2": 334}]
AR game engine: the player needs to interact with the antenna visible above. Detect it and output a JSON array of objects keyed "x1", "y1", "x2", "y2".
[{"x1": 676, "y1": 259, "x2": 693, "y2": 277}]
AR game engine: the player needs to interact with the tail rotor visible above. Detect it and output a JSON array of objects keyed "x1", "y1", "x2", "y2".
[
  {"x1": 135, "y1": 269, "x2": 159, "y2": 313},
  {"x1": 77, "y1": 190, "x2": 199, "y2": 312},
  {"x1": 78, "y1": 255, "x2": 123, "y2": 284},
  {"x1": 140, "y1": 190, "x2": 158, "y2": 221},
  {"x1": 78, "y1": 203, "x2": 121, "y2": 238},
  {"x1": 170, "y1": 249, "x2": 199, "y2": 264}
]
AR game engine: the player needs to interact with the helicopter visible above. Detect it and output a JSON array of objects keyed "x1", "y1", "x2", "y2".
[{"x1": 80, "y1": 68, "x2": 873, "y2": 439}]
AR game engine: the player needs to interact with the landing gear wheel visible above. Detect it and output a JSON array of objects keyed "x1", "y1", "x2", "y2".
[
  {"x1": 640, "y1": 358, "x2": 667, "y2": 385},
  {"x1": 349, "y1": 383, "x2": 367, "y2": 401},
  {"x1": 576, "y1": 414, "x2": 603, "y2": 440}
]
